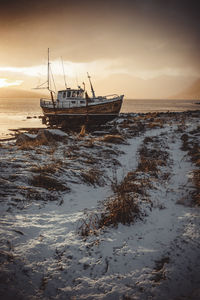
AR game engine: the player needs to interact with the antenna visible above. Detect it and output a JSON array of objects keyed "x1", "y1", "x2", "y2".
[
  {"x1": 87, "y1": 72, "x2": 95, "y2": 98},
  {"x1": 61, "y1": 57, "x2": 67, "y2": 89}
]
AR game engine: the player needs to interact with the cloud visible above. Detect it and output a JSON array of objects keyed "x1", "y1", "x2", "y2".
[
  {"x1": 0, "y1": 0, "x2": 199, "y2": 67},
  {"x1": 0, "y1": 0, "x2": 199, "y2": 98},
  {"x1": 0, "y1": 78, "x2": 23, "y2": 88}
]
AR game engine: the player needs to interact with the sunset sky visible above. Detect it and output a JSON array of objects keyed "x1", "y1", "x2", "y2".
[{"x1": 0, "y1": 0, "x2": 199, "y2": 98}]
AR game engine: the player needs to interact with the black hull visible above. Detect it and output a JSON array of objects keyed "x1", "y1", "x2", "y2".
[{"x1": 43, "y1": 114, "x2": 119, "y2": 129}]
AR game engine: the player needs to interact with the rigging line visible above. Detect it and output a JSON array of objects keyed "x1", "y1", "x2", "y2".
[
  {"x1": 50, "y1": 66, "x2": 57, "y2": 93},
  {"x1": 36, "y1": 80, "x2": 48, "y2": 89}
]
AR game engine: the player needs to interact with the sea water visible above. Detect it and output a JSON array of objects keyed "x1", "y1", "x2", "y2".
[{"x1": 0, "y1": 98, "x2": 199, "y2": 139}]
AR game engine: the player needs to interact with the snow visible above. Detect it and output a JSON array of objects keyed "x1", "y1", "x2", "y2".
[{"x1": 0, "y1": 111, "x2": 200, "y2": 300}]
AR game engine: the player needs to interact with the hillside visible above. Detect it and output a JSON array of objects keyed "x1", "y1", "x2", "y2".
[
  {"x1": 172, "y1": 78, "x2": 200, "y2": 100},
  {"x1": 96, "y1": 74, "x2": 194, "y2": 99}
]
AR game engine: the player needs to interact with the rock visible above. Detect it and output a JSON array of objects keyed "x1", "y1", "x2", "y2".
[
  {"x1": 16, "y1": 133, "x2": 37, "y2": 145},
  {"x1": 16, "y1": 129, "x2": 69, "y2": 147},
  {"x1": 37, "y1": 129, "x2": 68, "y2": 143}
]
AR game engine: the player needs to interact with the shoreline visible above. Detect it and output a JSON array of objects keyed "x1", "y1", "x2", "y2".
[
  {"x1": 0, "y1": 97, "x2": 199, "y2": 140},
  {"x1": 1, "y1": 109, "x2": 200, "y2": 142}
]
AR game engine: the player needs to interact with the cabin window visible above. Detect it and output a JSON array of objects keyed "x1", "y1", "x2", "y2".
[
  {"x1": 63, "y1": 92, "x2": 66, "y2": 98},
  {"x1": 71, "y1": 101, "x2": 76, "y2": 104},
  {"x1": 67, "y1": 91, "x2": 71, "y2": 97},
  {"x1": 80, "y1": 100, "x2": 85, "y2": 104}
]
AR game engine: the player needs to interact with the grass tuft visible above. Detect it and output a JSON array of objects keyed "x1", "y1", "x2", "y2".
[
  {"x1": 30, "y1": 162, "x2": 61, "y2": 174},
  {"x1": 78, "y1": 214, "x2": 100, "y2": 237},
  {"x1": 101, "y1": 134, "x2": 125, "y2": 144},
  {"x1": 81, "y1": 168, "x2": 104, "y2": 186},
  {"x1": 99, "y1": 193, "x2": 139, "y2": 228},
  {"x1": 30, "y1": 174, "x2": 69, "y2": 191}
]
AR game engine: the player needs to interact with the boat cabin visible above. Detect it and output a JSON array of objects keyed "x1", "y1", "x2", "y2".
[{"x1": 57, "y1": 88, "x2": 84, "y2": 101}]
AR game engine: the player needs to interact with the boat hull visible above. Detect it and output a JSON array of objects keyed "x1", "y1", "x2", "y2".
[{"x1": 41, "y1": 97, "x2": 123, "y2": 129}]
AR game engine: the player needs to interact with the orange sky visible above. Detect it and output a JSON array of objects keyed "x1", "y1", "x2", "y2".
[{"x1": 0, "y1": 0, "x2": 199, "y2": 98}]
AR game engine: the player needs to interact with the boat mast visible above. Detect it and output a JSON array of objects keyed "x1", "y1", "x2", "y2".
[
  {"x1": 87, "y1": 72, "x2": 96, "y2": 98},
  {"x1": 47, "y1": 48, "x2": 56, "y2": 109},
  {"x1": 47, "y1": 48, "x2": 50, "y2": 91},
  {"x1": 61, "y1": 57, "x2": 67, "y2": 89}
]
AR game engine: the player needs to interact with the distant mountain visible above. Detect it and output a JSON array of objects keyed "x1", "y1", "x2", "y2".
[
  {"x1": 172, "y1": 79, "x2": 200, "y2": 100},
  {"x1": 96, "y1": 74, "x2": 194, "y2": 99},
  {"x1": 0, "y1": 87, "x2": 46, "y2": 98}
]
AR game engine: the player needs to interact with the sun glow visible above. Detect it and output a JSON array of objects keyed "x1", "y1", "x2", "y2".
[
  {"x1": 0, "y1": 78, "x2": 23, "y2": 88},
  {"x1": 0, "y1": 60, "x2": 114, "y2": 78}
]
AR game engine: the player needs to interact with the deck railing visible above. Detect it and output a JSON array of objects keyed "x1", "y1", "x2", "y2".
[
  {"x1": 104, "y1": 94, "x2": 119, "y2": 99},
  {"x1": 40, "y1": 98, "x2": 86, "y2": 109},
  {"x1": 40, "y1": 95, "x2": 121, "y2": 109}
]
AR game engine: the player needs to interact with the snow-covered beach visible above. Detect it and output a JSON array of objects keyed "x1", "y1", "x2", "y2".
[{"x1": 0, "y1": 110, "x2": 200, "y2": 300}]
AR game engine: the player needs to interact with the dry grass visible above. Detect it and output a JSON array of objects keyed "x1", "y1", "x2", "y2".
[
  {"x1": 30, "y1": 174, "x2": 69, "y2": 191},
  {"x1": 143, "y1": 136, "x2": 154, "y2": 144},
  {"x1": 17, "y1": 136, "x2": 48, "y2": 150},
  {"x1": 81, "y1": 168, "x2": 104, "y2": 186},
  {"x1": 180, "y1": 130, "x2": 200, "y2": 206},
  {"x1": 147, "y1": 121, "x2": 163, "y2": 129},
  {"x1": 192, "y1": 169, "x2": 200, "y2": 205},
  {"x1": 45, "y1": 145, "x2": 57, "y2": 156},
  {"x1": 138, "y1": 158, "x2": 159, "y2": 174},
  {"x1": 30, "y1": 162, "x2": 62, "y2": 174},
  {"x1": 78, "y1": 171, "x2": 141, "y2": 237},
  {"x1": 78, "y1": 214, "x2": 100, "y2": 237},
  {"x1": 79, "y1": 125, "x2": 86, "y2": 137},
  {"x1": 94, "y1": 136, "x2": 169, "y2": 232},
  {"x1": 82, "y1": 140, "x2": 94, "y2": 148},
  {"x1": 189, "y1": 125, "x2": 200, "y2": 135},
  {"x1": 137, "y1": 145, "x2": 168, "y2": 177},
  {"x1": 19, "y1": 187, "x2": 58, "y2": 202},
  {"x1": 78, "y1": 133, "x2": 171, "y2": 237},
  {"x1": 139, "y1": 146, "x2": 168, "y2": 161},
  {"x1": 99, "y1": 193, "x2": 139, "y2": 228},
  {"x1": 189, "y1": 143, "x2": 200, "y2": 166},
  {"x1": 152, "y1": 256, "x2": 170, "y2": 283},
  {"x1": 78, "y1": 192, "x2": 139, "y2": 237},
  {"x1": 119, "y1": 118, "x2": 146, "y2": 135},
  {"x1": 100, "y1": 134, "x2": 125, "y2": 144},
  {"x1": 111, "y1": 171, "x2": 149, "y2": 196}
]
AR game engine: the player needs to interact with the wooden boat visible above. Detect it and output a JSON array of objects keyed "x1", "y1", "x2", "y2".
[{"x1": 39, "y1": 50, "x2": 124, "y2": 129}]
